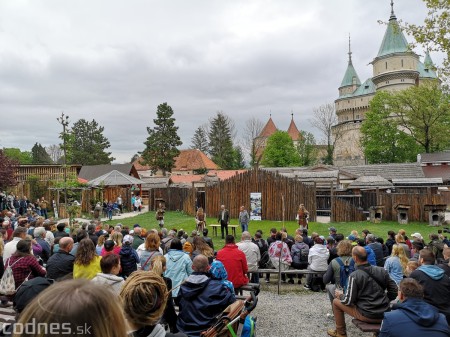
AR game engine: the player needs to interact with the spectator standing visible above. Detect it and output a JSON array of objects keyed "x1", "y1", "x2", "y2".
[
  {"x1": 119, "y1": 235, "x2": 139, "y2": 278},
  {"x1": 116, "y1": 195, "x2": 123, "y2": 213},
  {"x1": 217, "y1": 205, "x2": 230, "y2": 239},
  {"x1": 140, "y1": 232, "x2": 162, "y2": 271},
  {"x1": 238, "y1": 206, "x2": 249, "y2": 233},
  {"x1": 39, "y1": 196, "x2": 49, "y2": 219}
]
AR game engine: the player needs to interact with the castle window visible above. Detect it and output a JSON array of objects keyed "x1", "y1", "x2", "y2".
[
  {"x1": 401, "y1": 59, "x2": 404, "y2": 67},
  {"x1": 401, "y1": 79, "x2": 404, "y2": 82},
  {"x1": 386, "y1": 81, "x2": 389, "y2": 84},
  {"x1": 385, "y1": 62, "x2": 388, "y2": 69},
  {"x1": 356, "y1": 115, "x2": 360, "y2": 119}
]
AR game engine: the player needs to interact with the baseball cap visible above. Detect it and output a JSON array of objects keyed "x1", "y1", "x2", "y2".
[
  {"x1": 123, "y1": 235, "x2": 134, "y2": 244},
  {"x1": 411, "y1": 233, "x2": 423, "y2": 240}
]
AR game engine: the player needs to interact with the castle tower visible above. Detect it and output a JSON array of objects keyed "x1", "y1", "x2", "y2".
[
  {"x1": 287, "y1": 113, "x2": 302, "y2": 144},
  {"x1": 332, "y1": 1, "x2": 438, "y2": 167}
]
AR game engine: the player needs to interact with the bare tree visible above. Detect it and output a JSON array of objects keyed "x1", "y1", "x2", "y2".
[
  {"x1": 310, "y1": 103, "x2": 341, "y2": 165},
  {"x1": 46, "y1": 144, "x2": 63, "y2": 164},
  {"x1": 242, "y1": 117, "x2": 264, "y2": 168}
]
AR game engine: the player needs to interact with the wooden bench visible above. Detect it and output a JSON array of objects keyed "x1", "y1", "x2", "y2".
[
  {"x1": 257, "y1": 269, "x2": 325, "y2": 276},
  {"x1": 352, "y1": 319, "x2": 381, "y2": 335},
  {"x1": 208, "y1": 224, "x2": 237, "y2": 237}
]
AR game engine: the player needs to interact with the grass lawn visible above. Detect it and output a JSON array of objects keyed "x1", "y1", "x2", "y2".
[{"x1": 108, "y1": 211, "x2": 445, "y2": 248}]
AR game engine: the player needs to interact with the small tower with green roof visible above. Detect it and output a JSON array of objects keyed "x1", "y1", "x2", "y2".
[
  {"x1": 371, "y1": 0, "x2": 419, "y2": 90},
  {"x1": 339, "y1": 35, "x2": 361, "y2": 97}
]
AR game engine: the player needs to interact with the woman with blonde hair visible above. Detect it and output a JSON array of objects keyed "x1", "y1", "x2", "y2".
[
  {"x1": 384, "y1": 244, "x2": 409, "y2": 285},
  {"x1": 140, "y1": 232, "x2": 162, "y2": 271},
  {"x1": 74, "y1": 238, "x2": 102, "y2": 280},
  {"x1": 151, "y1": 256, "x2": 178, "y2": 334},
  {"x1": 395, "y1": 233, "x2": 411, "y2": 258},
  {"x1": 191, "y1": 236, "x2": 214, "y2": 264},
  {"x1": 195, "y1": 207, "x2": 206, "y2": 232},
  {"x1": 120, "y1": 270, "x2": 186, "y2": 337},
  {"x1": 14, "y1": 279, "x2": 128, "y2": 337}
]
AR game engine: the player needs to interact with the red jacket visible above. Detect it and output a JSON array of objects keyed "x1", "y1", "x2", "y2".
[{"x1": 216, "y1": 244, "x2": 249, "y2": 288}]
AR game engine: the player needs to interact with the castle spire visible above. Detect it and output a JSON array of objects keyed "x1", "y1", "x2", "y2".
[
  {"x1": 390, "y1": 0, "x2": 395, "y2": 20},
  {"x1": 348, "y1": 33, "x2": 352, "y2": 64}
]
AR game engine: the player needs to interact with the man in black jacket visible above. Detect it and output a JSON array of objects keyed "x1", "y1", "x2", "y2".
[
  {"x1": 46, "y1": 237, "x2": 75, "y2": 280},
  {"x1": 410, "y1": 248, "x2": 450, "y2": 325},
  {"x1": 217, "y1": 205, "x2": 230, "y2": 239},
  {"x1": 327, "y1": 246, "x2": 398, "y2": 337}
]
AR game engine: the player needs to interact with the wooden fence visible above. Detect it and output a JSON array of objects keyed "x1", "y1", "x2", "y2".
[
  {"x1": 149, "y1": 187, "x2": 192, "y2": 212},
  {"x1": 332, "y1": 198, "x2": 366, "y2": 222},
  {"x1": 361, "y1": 191, "x2": 445, "y2": 222},
  {"x1": 180, "y1": 169, "x2": 316, "y2": 221}
]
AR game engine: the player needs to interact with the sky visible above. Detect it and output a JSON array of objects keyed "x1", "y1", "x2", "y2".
[{"x1": 0, "y1": 0, "x2": 440, "y2": 163}]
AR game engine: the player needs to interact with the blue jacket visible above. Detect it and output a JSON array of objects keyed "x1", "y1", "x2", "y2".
[
  {"x1": 164, "y1": 249, "x2": 193, "y2": 297},
  {"x1": 177, "y1": 273, "x2": 235, "y2": 337},
  {"x1": 364, "y1": 246, "x2": 377, "y2": 266},
  {"x1": 379, "y1": 298, "x2": 449, "y2": 337},
  {"x1": 119, "y1": 244, "x2": 139, "y2": 277},
  {"x1": 383, "y1": 256, "x2": 403, "y2": 285}
]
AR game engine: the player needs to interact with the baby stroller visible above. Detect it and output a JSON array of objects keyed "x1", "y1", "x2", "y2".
[{"x1": 201, "y1": 291, "x2": 258, "y2": 337}]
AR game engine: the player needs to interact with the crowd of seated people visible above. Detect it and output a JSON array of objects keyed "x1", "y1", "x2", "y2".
[{"x1": 0, "y1": 206, "x2": 449, "y2": 336}]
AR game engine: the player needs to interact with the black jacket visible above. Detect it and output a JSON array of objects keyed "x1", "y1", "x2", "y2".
[
  {"x1": 341, "y1": 263, "x2": 398, "y2": 319},
  {"x1": 119, "y1": 244, "x2": 139, "y2": 277},
  {"x1": 46, "y1": 250, "x2": 75, "y2": 280}
]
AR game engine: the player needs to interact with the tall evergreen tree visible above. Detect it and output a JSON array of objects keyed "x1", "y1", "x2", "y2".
[
  {"x1": 68, "y1": 119, "x2": 114, "y2": 165},
  {"x1": 141, "y1": 102, "x2": 182, "y2": 175},
  {"x1": 190, "y1": 126, "x2": 209, "y2": 153},
  {"x1": 208, "y1": 112, "x2": 235, "y2": 169},
  {"x1": 231, "y1": 145, "x2": 246, "y2": 169},
  {"x1": 31, "y1": 143, "x2": 53, "y2": 164}
]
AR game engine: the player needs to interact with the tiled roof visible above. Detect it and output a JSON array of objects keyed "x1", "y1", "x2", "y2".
[
  {"x1": 419, "y1": 151, "x2": 450, "y2": 163},
  {"x1": 174, "y1": 149, "x2": 218, "y2": 171},
  {"x1": 422, "y1": 166, "x2": 450, "y2": 182},
  {"x1": 79, "y1": 164, "x2": 136, "y2": 181},
  {"x1": 340, "y1": 163, "x2": 425, "y2": 180},
  {"x1": 257, "y1": 117, "x2": 278, "y2": 138},
  {"x1": 287, "y1": 119, "x2": 302, "y2": 141},
  {"x1": 207, "y1": 170, "x2": 247, "y2": 181},
  {"x1": 132, "y1": 157, "x2": 150, "y2": 171}
]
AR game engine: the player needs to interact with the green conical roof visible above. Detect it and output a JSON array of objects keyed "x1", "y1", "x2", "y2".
[
  {"x1": 340, "y1": 61, "x2": 361, "y2": 87},
  {"x1": 424, "y1": 51, "x2": 434, "y2": 68},
  {"x1": 418, "y1": 51, "x2": 438, "y2": 79},
  {"x1": 377, "y1": 9, "x2": 409, "y2": 57}
]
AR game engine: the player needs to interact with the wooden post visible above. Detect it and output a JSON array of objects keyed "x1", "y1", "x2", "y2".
[{"x1": 330, "y1": 182, "x2": 334, "y2": 223}]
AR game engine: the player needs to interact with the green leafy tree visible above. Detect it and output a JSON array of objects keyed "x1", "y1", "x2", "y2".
[
  {"x1": 391, "y1": 81, "x2": 450, "y2": 153},
  {"x1": 297, "y1": 131, "x2": 318, "y2": 166},
  {"x1": 0, "y1": 149, "x2": 18, "y2": 190},
  {"x1": 3, "y1": 148, "x2": 32, "y2": 164},
  {"x1": 261, "y1": 131, "x2": 300, "y2": 167},
  {"x1": 403, "y1": 0, "x2": 450, "y2": 81},
  {"x1": 190, "y1": 125, "x2": 209, "y2": 153},
  {"x1": 208, "y1": 112, "x2": 235, "y2": 169},
  {"x1": 361, "y1": 91, "x2": 422, "y2": 163},
  {"x1": 31, "y1": 143, "x2": 53, "y2": 164},
  {"x1": 68, "y1": 119, "x2": 114, "y2": 165},
  {"x1": 141, "y1": 102, "x2": 182, "y2": 175}
]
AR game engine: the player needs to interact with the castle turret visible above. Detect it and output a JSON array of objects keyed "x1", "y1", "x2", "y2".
[
  {"x1": 371, "y1": 0, "x2": 419, "y2": 90},
  {"x1": 338, "y1": 35, "x2": 361, "y2": 97}
]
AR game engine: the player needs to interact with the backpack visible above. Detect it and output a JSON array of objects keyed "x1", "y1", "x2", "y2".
[
  {"x1": 0, "y1": 258, "x2": 26, "y2": 296},
  {"x1": 336, "y1": 257, "x2": 355, "y2": 292}
]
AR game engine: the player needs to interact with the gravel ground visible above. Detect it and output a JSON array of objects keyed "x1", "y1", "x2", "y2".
[{"x1": 250, "y1": 281, "x2": 377, "y2": 337}]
